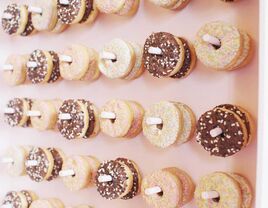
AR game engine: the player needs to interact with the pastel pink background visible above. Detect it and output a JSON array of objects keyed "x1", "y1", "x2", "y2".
[{"x1": 0, "y1": 0, "x2": 259, "y2": 207}]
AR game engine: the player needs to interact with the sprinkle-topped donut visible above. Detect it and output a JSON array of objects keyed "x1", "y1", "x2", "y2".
[
  {"x1": 57, "y1": 0, "x2": 86, "y2": 24},
  {"x1": 171, "y1": 38, "x2": 196, "y2": 79},
  {"x1": 27, "y1": 50, "x2": 53, "y2": 84},
  {"x1": 80, "y1": 0, "x2": 93, "y2": 23},
  {"x1": 57, "y1": 100, "x2": 89, "y2": 140},
  {"x1": 1, "y1": 4, "x2": 27, "y2": 35},
  {"x1": 143, "y1": 32, "x2": 185, "y2": 78},
  {"x1": 194, "y1": 172, "x2": 242, "y2": 208},
  {"x1": 116, "y1": 158, "x2": 141, "y2": 200},
  {"x1": 20, "y1": 190, "x2": 35, "y2": 207},
  {"x1": 4, "y1": 98, "x2": 31, "y2": 127},
  {"x1": 26, "y1": 147, "x2": 54, "y2": 182},
  {"x1": 79, "y1": 100, "x2": 96, "y2": 139},
  {"x1": 20, "y1": 6, "x2": 35, "y2": 36},
  {"x1": 194, "y1": 21, "x2": 243, "y2": 70},
  {"x1": 216, "y1": 104, "x2": 252, "y2": 144},
  {"x1": 196, "y1": 108, "x2": 247, "y2": 157},
  {"x1": 2, "y1": 191, "x2": 27, "y2": 208},
  {"x1": 96, "y1": 160, "x2": 133, "y2": 200},
  {"x1": 47, "y1": 148, "x2": 64, "y2": 181},
  {"x1": 48, "y1": 51, "x2": 61, "y2": 83}
]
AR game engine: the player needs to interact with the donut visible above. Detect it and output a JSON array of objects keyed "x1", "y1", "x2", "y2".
[
  {"x1": 124, "y1": 101, "x2": 145, "y2": 138},
  {"x1": 83, "y1": 156, "x2": 100, "y2": 185},
  {"x1": 80, "y1": 48, "x2": 100, "y2": 82},
  {"x1": 116, "y1": 158, "x2": 141, "y2": 200},
  {"x1": 216, "y1": 104, "x2": 254, "y2": 145},
  {"x1": 164, "y1": 167, "x2": 195, "y2": 206},
  {"x1": 47, "y1": 198, "x2": 64, "y2": 208},
  {"x1": 149, "y1": 0, "x2": 189, "y2": 10},
  {"x1": 79, "y1": 0, "x2": 99, "y2": 24},
  {"x1": 30, "y1": 199, "x2": 62, "y2": 208},
  {"x1": 95, "y1": 160, "x2": 133, "y2": 199},
  {"x1": 1, "y1": 4, "x2": 28, "y2": 35},
  {"x1": 60, "y1": 44, "x2": 91, "y2": 81},
  {"x1": 3, "y1": 146, "x2": 29, "y2": 176},
  {"x1": 228, "y1": 30, "x2": 253, "y2": 70},
  {"x1": 142, "y1": 101, "x2": 183, "y2": 148},
  {"x1": 61, "y1": 155, "x2": 92, "y2": 191},
  {"x1": 79, "y1": 100, "x2": 100, "y2": 138},
  {"x1": 3, "y1": 54, "x2": 28, "y2": 86},
  {"x1": 194, "y1": 172, "x2": 242, "y2": 208},
  {"x1": 99, "y1": 99, "x2": 134, "y2": 138},
  {"x1": 20, "y1": 190, "x2": 38, "y2": 207},
  {"x1": 124, "y1": 42, "x2": 145, "y2": 80},
  {"x1": 20, "y1": 6, "x2": 35, "y2": 36},
  {"x1": 48, "y1": 51, "x2": 61, "y2": 83},
  {"x1": 57, "y1": 0, "x2": 86, "y2": 24},
  {"x1": 4, "y1": 98, "x2": 32, "y2": 127},
  {"x1": 25, "y1": 147, "x2": 54, "y2": 182},
  {"x1": 194, "y1": 21, "x2": 243, "y2": 70},
  {"x1": 98, "y1": 39, "x2": 135, "y2": 79},
  {"x1": 227, "y1": 173, "x2": 253, "y2": 208},
  {"x1": 27, "y1": 50, "x2": 53, "y2": 84},
  {"x1": 95, "y1": 0, "x2": 125, "y2": 14},
  {"x1": 196, "y1": 107, "x2": 249, "y2": 157},
  {"x1": 116, "y1": 0, "x2": 140, "y2": 16},
  {"x1": 57, "y1": 99, "x2": 89, "y2": 140},
  {"x1": 141, "y1": 169, "x2": 183, "y2": 208},
  {"x1": 47, "y1": 148, "x2": 65, "y2": 181},
  {"x1": 171, "y1": 38, "x2": 196, "y2": 79},
  {"x1": 173, "y1": 102, "x2": 196, "y2": 144},
  {"x1": 2, "y1": 191, "x2": 28, "y2": 208},
  {"x1": 51, "y1": 19, "x2": 69, "y2": 33},
  {"x1": 31, "y1": 0, "x2": 58, "y2": 31},
  {"x1": 30, "y1": 100, "x2": 58, "y2": 131},
  {"x1": 143, "y1": 32, "x2": 185, "y2": 78}
]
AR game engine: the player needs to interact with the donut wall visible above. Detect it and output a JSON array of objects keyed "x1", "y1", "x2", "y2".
[{"x1": 0, "y1": 0, "x2": 260, "y2": 207}]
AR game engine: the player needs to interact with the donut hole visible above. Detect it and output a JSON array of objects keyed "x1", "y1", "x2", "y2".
[
  {"x1": 212, "y1": 196, "x2": 220, "y2": 203},
  {"x1": 111, "y1": 58, "x2": 117, "y2": 63},
  {"x1": 157, "y1": 191, "x2": 164, "y2": 197},
  {"x1": 211, "y1": 39, "x2": 222, "y2": 50},
  {"x1": 156, "y1": 123, "x2": 163, "y2": 130},
  {"x1": 109, "y1": 118, "x2": 116, "y2": 124}
]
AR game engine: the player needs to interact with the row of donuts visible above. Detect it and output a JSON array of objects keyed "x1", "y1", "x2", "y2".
[
  {"x1": 2, "y1": 21, "x2": 253, "y2": 86},
  {"x1": 4, "y1": 98, "x2": 254, "y2": 158},
  {"x1": 1, "y1": 0, "x2": 237, "y2": 36},
  {"x1": 1, "y1": 146, "x2": 253, "y2": 208},
  {"x1": 1, "y1": 190, "x2": 92, "y2": 208}
]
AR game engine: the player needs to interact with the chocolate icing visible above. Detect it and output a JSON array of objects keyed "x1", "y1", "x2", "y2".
[
  {"x1": 2, "y1": 191, "x2": 22, "y2": 208},
  {"x1": 4, "y1": 98, "x2": 24, "y2": 127},
  {"x1": 143, "y1": 32, "x2": 182, "y2": 78},
  {"x1": 79, "y1": 100, "x2": 95, "y2": 139},
  {"x1": 57, "y1": 0, "x2": 84, "y2": 24},
  {"x1": 216, "y1": 104, "x2": 251, "y2": 142},
  {"x1": 2, "y1": 4, "x2": 21, "y2": 35},
  {"x1": 21, "y1": 6, "x2": 35, "y2": 36},
  {"x1": 96, "y1": 160, "x2": 129, "y2": 200},
  {"x1": 48, "y1": 51, "x2": 61, "y2": 83},
  {"x1": 47, "y1": 148, "x2": 64, "y2": 181},
  {"x1": 57, "y1": 100, "x2": 87, "y2": 140},
  {"x1": 196, "y1": 108, "x2": 246, "y2": 157},
  {"x1": 27, "y1": 50, "x2": 49, "y2": 84},
  {"x1": 21, "y1": 190, "x2": 33, "y2": 206},
  {"x1": 80, "y1": 0, "x2": 93, "y2": 23},
  {"x1": 116, "y1": 158, "x2": 140, "y2": 200},
  {"x1": 171, "y1": 38, "x2": 192, "y2": 79},
  {"x1": 26, "y1": 147, "x2": 52, "y2": 182}
]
